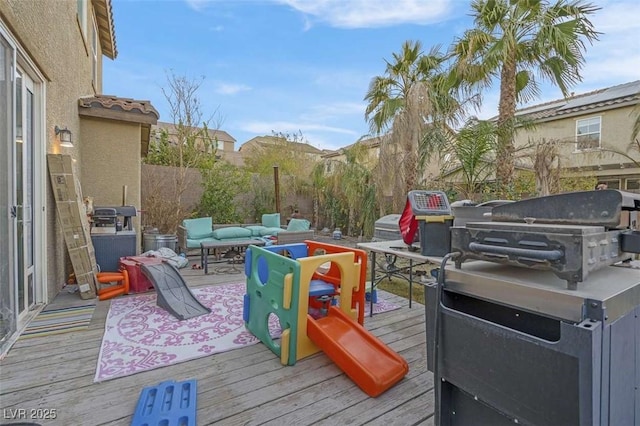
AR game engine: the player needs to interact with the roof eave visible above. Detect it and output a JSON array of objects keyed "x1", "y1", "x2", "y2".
[{"x1": 93, "y1": 0, "x2": 117, "y2": 59}]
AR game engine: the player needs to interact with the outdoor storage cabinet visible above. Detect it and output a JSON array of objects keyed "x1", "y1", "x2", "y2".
[
  {"x1": 424, "y1": 262, "x2": 640, "y2": 426},
  {"x1": 91, "y1": 231, "x2": 136, "y2": 272}
]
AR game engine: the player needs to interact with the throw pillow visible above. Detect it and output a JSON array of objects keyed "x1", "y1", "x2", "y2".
[
  {"x1": 287, "y1": 218, "x2": 310, "y2": 231},
  {"x1": 262, "y1": 213, "x2": 281, "y2": 228}
]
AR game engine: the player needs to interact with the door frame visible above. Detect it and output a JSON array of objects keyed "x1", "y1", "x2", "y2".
[{"x1": 1, "y1": 21, "x2": 48, "y2": 336}]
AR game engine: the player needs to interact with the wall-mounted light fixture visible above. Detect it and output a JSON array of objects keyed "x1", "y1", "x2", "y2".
[{"x1": 55, "y1": 125, "x2": 73, "y2": 147}]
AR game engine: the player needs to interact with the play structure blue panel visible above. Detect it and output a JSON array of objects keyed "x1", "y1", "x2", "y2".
[
  {"x1": 131, "y1": 379, "x2": 197, "y2": 426},
  {"x1": 140, "y1": 263, "x2": 211, "y2": 321},
  {"x1": 309, "y1": 279, "x2": 335, "y2": 297}
]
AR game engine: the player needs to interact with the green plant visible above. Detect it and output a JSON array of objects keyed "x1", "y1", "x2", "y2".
[
  {"x1": 444, "y1": 118, "x2": 498, "y2": 201},
  {"x1": 195, "y1": 162, "x2": 250, "y2": 224}
]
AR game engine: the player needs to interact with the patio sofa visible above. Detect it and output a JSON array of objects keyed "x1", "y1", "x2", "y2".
[{"x1": 177, "y1": 214, "x2": 314, "y2": 254}]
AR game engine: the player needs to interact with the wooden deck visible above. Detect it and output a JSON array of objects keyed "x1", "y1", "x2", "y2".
[{"x1": 1, "y1": 265, "x2": 435, "y2": 425}]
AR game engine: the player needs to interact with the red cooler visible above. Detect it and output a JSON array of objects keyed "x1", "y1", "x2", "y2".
[{"x1": 119, "y1": 256, "x2": 163, "y2": 294}]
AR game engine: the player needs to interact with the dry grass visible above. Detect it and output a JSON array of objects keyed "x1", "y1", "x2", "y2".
[
  {"x1": 363, "y1": 253, "x2": 438, "y2": 304},
  {"x1": 377, "y1": 277, "x2": 426, "y2": 304}
]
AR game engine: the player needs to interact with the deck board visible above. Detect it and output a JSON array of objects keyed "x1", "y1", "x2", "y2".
[{"x1": 0, "y1": 264, "x2": 435, "y2": 425}]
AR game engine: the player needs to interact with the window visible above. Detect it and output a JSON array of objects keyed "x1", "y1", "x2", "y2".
[
  {"x1": 325, "y1": 161, "x2": 333, "y2": 173},
  {"x1": 601, "y1": 179, "x2": 620, "y2": 190},
  {"x1": 576, "y1": 117, "x2": 601, "y2": 150},
  {"x1": 626, "y1": 178, "x2": 640, "y2": 191},
  {"x1": 217, "y1": 140, "x2": 224, "y2": 151},
  {"x1": 91, "y1": 16, "x2": 98, "y2": 88},
  {"x1": 77, "y1": 0, "x2": 88, "y2": 35}
]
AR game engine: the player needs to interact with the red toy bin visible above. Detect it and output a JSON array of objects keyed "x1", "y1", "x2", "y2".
[{"x1": 119, "y1": 256, "x2": 162, "y2": 294}]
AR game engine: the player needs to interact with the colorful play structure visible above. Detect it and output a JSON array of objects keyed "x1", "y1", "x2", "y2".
[{"x1": 243, "y1": 240, "x2": 409, "y2": 398}]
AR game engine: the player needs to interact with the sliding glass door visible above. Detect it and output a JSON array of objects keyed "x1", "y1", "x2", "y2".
[
  {"x1": 0, "y1": 32, "x2": 15, "y2": 349},
  {"x1": 0, "y1": 26, "x2": 44, "y2": 354}
]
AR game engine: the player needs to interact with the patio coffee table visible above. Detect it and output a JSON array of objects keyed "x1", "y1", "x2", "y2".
[{"x1": 200, "y1": 239, "x2": 266, "y2": 274}]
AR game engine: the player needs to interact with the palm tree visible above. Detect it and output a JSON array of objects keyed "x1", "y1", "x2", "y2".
[
  {"x1": 445, "y1": 118, "x2": 498, "y2": 200},
  {"x1": 631, "y1": 104, "x2": 640, "y2": 149},
  {"x1": 364, "y1": 40, "x2": 463, "y2": 210},
  {"x1": 450, "y1": 0, "x2": 600, "y2": 191}
]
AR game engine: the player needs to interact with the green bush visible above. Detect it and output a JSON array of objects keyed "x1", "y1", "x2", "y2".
[{"x1": 195, "y1": 163, "x2": 250, "y2": 224}]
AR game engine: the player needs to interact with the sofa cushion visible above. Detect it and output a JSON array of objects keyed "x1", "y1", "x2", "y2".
[
  {"x1": 183, "y1": 217, "x2": 213, "y2": 239},
  {"x1": 245, "y1": 225, "x2": 267, "y2": 237},
  {"x1": 212, "y1": 226, "x2": 253, "y2": 240},
  {"x1": 287, "y1": 218, "x2": 311, "y2": 231},
  {"x1": 262, "y1": 213, "x2": 281, "y2": 228},
  {"x1": 186, "y1": 237, "x2": 220, "y2": 248},
  {"x1": 261, "y1": 227, "x2": 284, "y2": 236}
]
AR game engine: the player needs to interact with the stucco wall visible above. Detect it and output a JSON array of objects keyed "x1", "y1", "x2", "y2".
[
  {"x1": 1, "y1": 0, "x2": 103, "y2": 298},
  {"x1": 513, "y1": 106, "x2": 640, "y2": 174},
  {"x1": 80, "y1": 117, "x2": 142, "y2": 250}
]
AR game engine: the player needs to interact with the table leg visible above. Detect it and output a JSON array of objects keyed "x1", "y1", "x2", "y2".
[
  {"x1": 204, "y1": 247, "x2": 209, "y2": 275},
  {"x1": 409, "y1": 259, "x2": 413, "y2": 308},
  {"x1": 370, "y1": 251, "x2": 376, "y2": 317}
]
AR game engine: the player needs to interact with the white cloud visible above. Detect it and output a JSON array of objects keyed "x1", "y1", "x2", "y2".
[
  {"x1": 301, "y1": 101, "x2": 365, "y2": 121},
  {"x1": 580, "y1": 3, "x2": 640, "y2": 86},
  {"x1": 277, "y1": 0, "x2": 452, "y2": 28},
  {"x1": 312, "y1": 68, "x2": 372, "y2": 91},
  {"x1": 210, "y1": 25, "x2": 224, "y2": 32},
  {"x1": 184, "y1": 0, "x2": 208, "y2": 12},
  {"x1": 591, "y1": 1, "x2": 640, "y2": 33},
  {"x1": 215, "y1": 83, "x2": 252, "y2": 95}
]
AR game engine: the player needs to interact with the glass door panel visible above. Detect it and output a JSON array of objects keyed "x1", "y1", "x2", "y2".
[
  {"x1": 15, "y1": 69, "x2": 35, "y2": 318},
  {"x1": 0, "y1": 32, "x2": 15, "y2": 347}
]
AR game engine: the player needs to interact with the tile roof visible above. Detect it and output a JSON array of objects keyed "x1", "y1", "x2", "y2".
[
  {"x1": 239, "y1": 135, "x2": 323, "y2": 154},
  {"x1": 321, "y1": 134, "x2": 388, "y2": 158},
  {"x1": 78, "y1": 95, "x2": 159, "y2": 122},
  {"x1": 515, "y1": 80, "x2": 640, "y2": 121},
  {"x1": 154, "y1": 122, "x2": 236, "y2": 143}
]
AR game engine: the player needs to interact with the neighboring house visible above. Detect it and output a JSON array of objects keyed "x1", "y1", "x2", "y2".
[
  {"x1": 321, "y1": 133, "x2": 445, "y2": 187},
  {"x1": 0, "y1": 1, "x2": 158, "y2": 355},
  {"x1": 512, "y1": 80, "x2": 640, "y2": 191},
  {"x1": 151, "y1": 121, "x2": 240, "y2": 164},
  {"x1": 321, "y1": 135, "x2": 384, "y2": 174},
  {"x1": 239, "y1": 135, "x2": 324, "y2": 163}
]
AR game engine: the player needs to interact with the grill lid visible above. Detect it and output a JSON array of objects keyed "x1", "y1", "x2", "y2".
[{"x1": 491, "y1": 189, "x2": 640, "y2": 228}]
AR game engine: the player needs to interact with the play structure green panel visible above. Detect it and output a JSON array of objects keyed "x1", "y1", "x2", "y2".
[{"x1": 244, "y1": 245, "x2": 303, "y2": 365}]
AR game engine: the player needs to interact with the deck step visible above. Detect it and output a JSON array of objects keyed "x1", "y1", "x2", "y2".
[{"x1": 131, "y1": 379, "x2": 197, "y2": 426}]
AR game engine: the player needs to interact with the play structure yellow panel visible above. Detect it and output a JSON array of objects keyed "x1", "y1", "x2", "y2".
[{"x1": 294, "y1": 252, "x2": 360, "y2": 361}]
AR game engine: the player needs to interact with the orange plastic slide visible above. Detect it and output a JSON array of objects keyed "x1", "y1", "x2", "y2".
[{"x1": 306, "y1": 306, "x2": 409, "y2": 397}]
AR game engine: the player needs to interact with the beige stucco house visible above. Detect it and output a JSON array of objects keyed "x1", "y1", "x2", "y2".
[
  {"x1": 151, "y1": 121, "x2": 241, "y2": 163},
  {"x1": 239, "y1": 135, "x2": 325, "y2": 164},
  {"x1": 321, "y1": 135, "x2": 383, "y2": 173},
  {"x1": 321, "y1": 132, "x2": 445, "y2": 188},
  {"x1": 1, "y1": 0, "x2": 158, "y2": 355},
  {"x1": 512, "y1": 80, "x2": 640, "y2": 191}
]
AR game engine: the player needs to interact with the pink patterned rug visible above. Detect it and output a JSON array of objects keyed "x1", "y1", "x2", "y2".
[{"x1": 94, "y1": 282, "x2": 399, "y2": 382}]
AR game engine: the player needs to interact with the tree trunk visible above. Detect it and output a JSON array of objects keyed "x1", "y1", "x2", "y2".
[{"x1": 496, "y1": 59, "x2": 518, "y2": 194}]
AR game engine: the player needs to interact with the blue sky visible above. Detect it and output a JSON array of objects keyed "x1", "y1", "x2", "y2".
[{"x1": 104, "y1": 0, "x2": 640, "y2": 151}]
